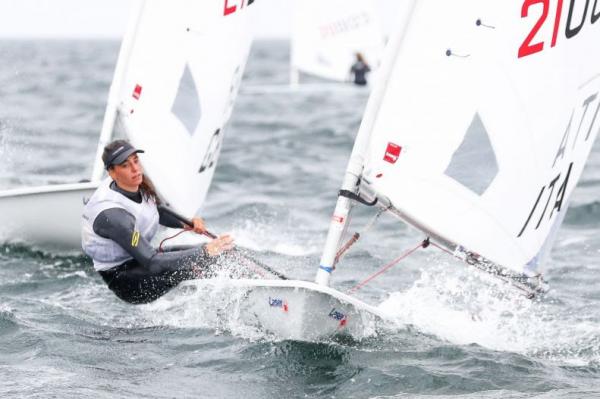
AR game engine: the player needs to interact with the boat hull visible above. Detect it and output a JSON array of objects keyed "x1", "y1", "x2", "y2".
[
  {"x1": 0, "y1": 182, "x2": 98, "y2": 250},
  {"x1": 176, "y1": 279, "x2": 387, "y2": 341}
]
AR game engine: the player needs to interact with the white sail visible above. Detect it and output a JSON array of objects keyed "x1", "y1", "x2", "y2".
[
  {"x1": 354, "y1": 0, "x2": 600, "y2": 276},
  {"x1": 92, "y1": 0, "x2": 146, "y2": 182},
  {"x1": 115, "y1": 0, "x2": 255, "y2": 218},
  {"x1": 291, "y1": 0, "x2": 385, "y2": 83}
]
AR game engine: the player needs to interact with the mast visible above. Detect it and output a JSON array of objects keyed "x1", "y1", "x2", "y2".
[
  {"x1": 91, "y1": 0, "x2": 146, "y2": 181},
  {"x1": 315, "y1": 0, "x2": 419, "y2": 286}
]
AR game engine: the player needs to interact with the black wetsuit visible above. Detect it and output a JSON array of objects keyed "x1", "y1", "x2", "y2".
[
  {"x1": 95, "y1": 182, "x2": 213, "y2": 304},
  {"x1": 350, "y1": 61, "x2": 371, "y2": 86}
]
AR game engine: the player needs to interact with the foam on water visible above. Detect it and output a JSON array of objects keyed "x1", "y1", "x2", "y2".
[
  {"x1": 227, "y1": 218, "x2": 322, "y2": 256},
  {"x1": 156, "y1": 215, "x2": 322, "y2": 257},
  {"x1": 139, "y1": 278, "x2": 271, "y2": 342},
  {"x1": 378, "y1": 263, "x2": 600, "y2": 365}
]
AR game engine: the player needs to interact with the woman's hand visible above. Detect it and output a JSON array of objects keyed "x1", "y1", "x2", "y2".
[
  {"x1": 190, "y1": 217, "x2": 206, "y2": 234},
  {"x1": 204, "y1": 235, "x2": 234, "y2": 257}
]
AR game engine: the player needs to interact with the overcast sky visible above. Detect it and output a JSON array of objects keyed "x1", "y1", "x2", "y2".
[{"x1": 0, "y1": 0, "x2": 399, "y2": 39}]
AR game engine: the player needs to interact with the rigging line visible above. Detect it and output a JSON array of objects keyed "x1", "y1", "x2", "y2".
[
  {"x1": 232, "y1": 248, "x2": 288, "y2": 280},
  {"x1": 427, "y1": 241, "x2": 541, "y2": 299},
  {"x1": 159, "y1": 229, "x2": 270, "y2": 279},
  {"x1": 156, "y1": 204, "x2": 289, "y2": 280},
  {"x1": 346, "y1": 238, "x2": 429, "y2": 295},
  {"x1": 158, "y1": 228, "x2": 192, "y2": 252},
  {"x1": 339, "y1": 189, "x2": 378, "y2": 206},
  {"x1": 428, "y1": 240, "x2": 454, "y2": 256},
  {"x1": 334, "y1": 206, "x2": 390, "y2": 266},
  {"x1": 235, "y1": 254, "x2": 268, "y2": 279}
]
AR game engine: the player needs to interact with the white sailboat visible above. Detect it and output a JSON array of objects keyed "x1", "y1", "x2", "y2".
[
  {"x1": 0, "y1": 0, "x2": 256, "y2": 249},
  {"x1": 242, "y1": 0, "x2": 386, "y2": 94},
  {"x1": 181, "y1": 0, "x2": 600, "y2": 340},
  {"x1": 289, "y1": 0, "x2": 385, "y2": 86}
]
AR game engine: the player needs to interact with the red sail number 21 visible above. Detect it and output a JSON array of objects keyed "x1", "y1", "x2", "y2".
[{"x1": 518, "y1": 0, "x2": 600, "y2": 58}]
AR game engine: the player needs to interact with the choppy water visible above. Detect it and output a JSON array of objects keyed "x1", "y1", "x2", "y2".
[{"x1": 0, "y1": 40, "x2": 599, "y2": 398}]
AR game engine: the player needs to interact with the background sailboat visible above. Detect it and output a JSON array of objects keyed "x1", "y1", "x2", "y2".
[
  {"x1": 0, "y1": 0, "x2": 256, "y2": 249},
  {"x1": 242, "y1": 0, "x2": 386, "y2": 94},
  {"x1": 289, "y1": 0, "x2": 385, "y2": 86}
]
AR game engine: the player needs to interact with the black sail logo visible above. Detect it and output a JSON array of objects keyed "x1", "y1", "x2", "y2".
[{"x1": 199, "y1": 129, "x2": 222, "y2": 173}]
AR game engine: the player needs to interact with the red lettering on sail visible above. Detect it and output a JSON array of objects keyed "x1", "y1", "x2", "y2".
[
  {"x1": 224, "y1": 0, "x2": 256, "y2": 16},
  {"x1": 224, "y1": 0, "x2": 236, "y2": 16},
  {"x1": 518, "y1": 0, "x2": 599, "y2": 58}
]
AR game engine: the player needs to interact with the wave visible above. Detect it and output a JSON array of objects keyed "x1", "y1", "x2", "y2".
[
  {"x1": 0, "y1": 306, "x2": 18, "y2": 336},
  {"x1": 564, "y1": 201, "x2": 600, "y2": 226},
  {"x1": 0, "y1": 242, "x2": 91, "y2": 266},
  {"x1": 377, "y1": 263, "x2": 600, "y2": 366}
]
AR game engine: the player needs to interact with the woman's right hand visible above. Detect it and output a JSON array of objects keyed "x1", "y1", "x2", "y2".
[{"x1": 204, "y1": 235, "x2": 234, "y2": 257}]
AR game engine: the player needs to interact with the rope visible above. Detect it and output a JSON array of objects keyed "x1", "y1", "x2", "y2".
[
  {"x1": 334, "y1": 233, "x2": 360, "y2": 266},
  {"x1": 334, "y1": 206, "x2": 389, "y2": 267},
  {"x1": 347, "y1": 238, "x2": 429, "y2": 294},
  {"x1": 427, "y1": 240, "x2": 540, "y2": 299},
  {"x1": 155, "y1": 205, "x2": 287, "y2": 279},
  {"x1": 158, "y1": 228, "x2": 275, "y2": 279},
  {"x1": 235, "y1": 254, "x2": 268, "y2": 279},
  {"x1": 342, "y1": 229, "x2": 539, "y2": 299},
  {"x1": 158, "y1": 228, "x2": 192, "y2": 252},
  {"x1": 428, "y1": 240, "x2": 454, "y2": 256}
]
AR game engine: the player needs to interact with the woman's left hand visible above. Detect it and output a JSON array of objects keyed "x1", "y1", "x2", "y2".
[
  {"x1": 204, "y1": 235, "x2": 234, "y2": 257},
  {"x1": 190, "y1": 217, "x2": 206, "y2": 234}
]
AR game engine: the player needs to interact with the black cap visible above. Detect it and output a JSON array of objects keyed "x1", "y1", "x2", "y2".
[{"x1": 102, "y1": 140, "x2": 145, "y2": 169}]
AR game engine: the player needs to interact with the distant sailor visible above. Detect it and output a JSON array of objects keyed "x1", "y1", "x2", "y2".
[
  {"x1": 349, "y1": 52, "x2": 371, "y2": 86},
  {"x1": 82, "y1": 139, "x2": 233, "y2": 304}
]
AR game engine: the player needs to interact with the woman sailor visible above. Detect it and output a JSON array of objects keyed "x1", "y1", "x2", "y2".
[{"x1": 82, "y1": 139, "x2": 233, "y2": 304}]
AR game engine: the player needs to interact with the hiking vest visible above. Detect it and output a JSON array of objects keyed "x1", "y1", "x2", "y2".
[{"x1": 82, "y1": 178, "x2": 159, "y2": 271}]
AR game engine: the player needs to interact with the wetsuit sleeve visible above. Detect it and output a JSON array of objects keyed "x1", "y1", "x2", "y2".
[
  {"x1": 93, "y1": 208, "x2": 213, "y2": 274},
  {"x1": 157, "y1": 206, "x2": 186, "y2": 229}
]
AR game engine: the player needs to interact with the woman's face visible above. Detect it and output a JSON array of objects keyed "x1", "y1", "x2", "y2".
[{"x1": 108, "y1": 153, "x2": 144, "y2": 192}]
